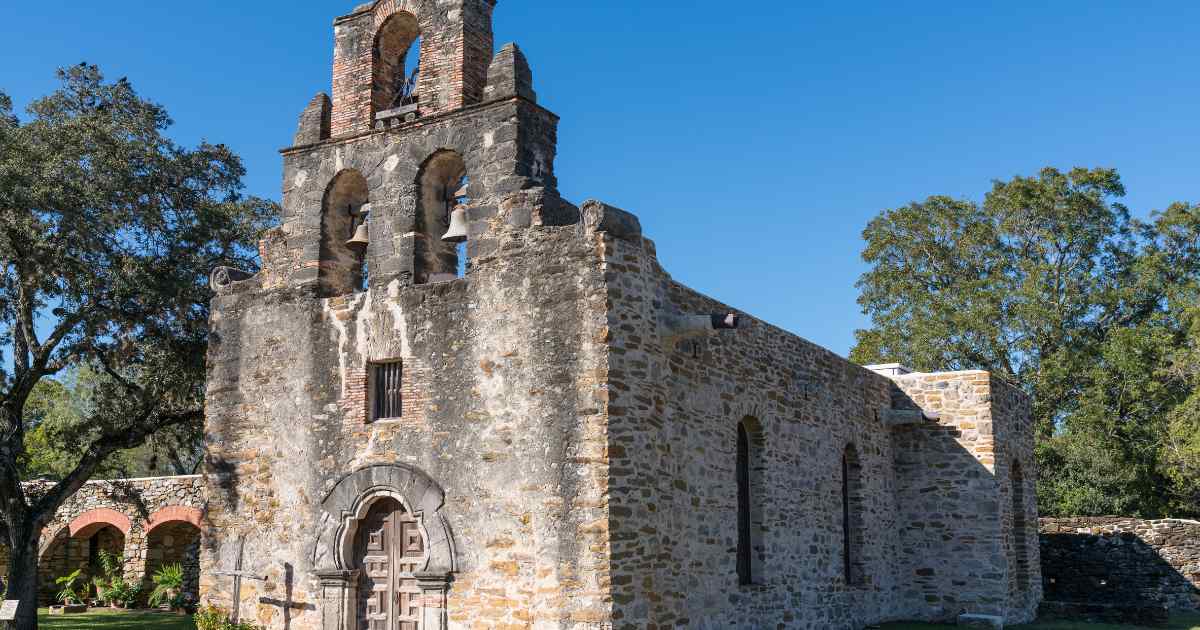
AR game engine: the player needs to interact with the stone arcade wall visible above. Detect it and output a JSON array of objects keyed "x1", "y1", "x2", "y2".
[
  {"x1": 1039, "y1": 517, "x2": 1200, "y2": 613},
  {"x1": 0, "y1": 476, "x2": 203, "y2": 605}
]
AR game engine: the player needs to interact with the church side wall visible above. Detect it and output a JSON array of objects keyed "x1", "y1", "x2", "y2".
[
  {"x1": 202, "y1": 221, "x2": 612, "y2": 629},
  {"x1": 889, "y1": 372, "x2": 1039, "y2": 623},
  {"x1": 599, "y1": 231, "x2": 903, "y2": 630}
]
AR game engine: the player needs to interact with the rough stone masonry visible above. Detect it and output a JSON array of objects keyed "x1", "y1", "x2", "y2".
[{"x1": 199, "y1": 1, "x2": 1041, "y2": 628}]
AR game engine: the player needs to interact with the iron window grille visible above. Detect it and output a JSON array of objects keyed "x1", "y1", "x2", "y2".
[{"x1": 371, "y1": 361, "x2": 403, "y2": 421}]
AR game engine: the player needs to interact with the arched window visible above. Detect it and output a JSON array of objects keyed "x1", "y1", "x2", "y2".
[
  {"x1": 1011, "y1": 460, "x2": 1030, "y2": 590},
  {"x1": 737, "y1": 416, "x2": 764, "y2": 585},
  {"x1": 373, "y1": 12, "x2": 421, "y2": 117},
  {"x1": 842, "y1": 443, "x2": 865, "y2": 586},
  {"x1": 415, "y1": 151, "x2": 467, "y2": 284}
]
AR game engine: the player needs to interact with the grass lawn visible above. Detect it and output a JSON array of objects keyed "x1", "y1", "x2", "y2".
[
  {"x1": 37, "y1": 608, "x2": 196, "y2": 630},
  {"x1": 883, "y1": 613, "x2": 1200, "y2": 630}
]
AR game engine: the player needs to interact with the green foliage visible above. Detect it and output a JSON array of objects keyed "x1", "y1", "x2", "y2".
[
  {"x1": 99, "y1": 576, "x2": 141, "y2": 608},
  {"x1": 148, "y1": 563, "x2": 184, "y2": 608},
  {"x1": 0, "y1": 64, "x2": 276, "y2": 614},
  {"x1": 193, "y1": 604, "x2": 264, "y2": 630},
  {"x1": 90, "y1": 550, "x2": 124, "y2": 605},
  {"x1": 54, "y1": 570, "x2": 83, "y2": 605},
  {"x1": 853, "y1": 167, "x2": 1200, "y2": 517}
]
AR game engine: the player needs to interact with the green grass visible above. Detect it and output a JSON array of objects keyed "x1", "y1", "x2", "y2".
[
  {"x1": 37, "y1": 608, "x2": 196, "y2": 630},
  {"x1": 882, "y1": 613, "x2": 1200, "y2": 630}
]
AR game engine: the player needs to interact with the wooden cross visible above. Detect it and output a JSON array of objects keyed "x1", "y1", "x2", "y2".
[{"x1": 212, "y1": 536, "x2": 267, "y2": 624}]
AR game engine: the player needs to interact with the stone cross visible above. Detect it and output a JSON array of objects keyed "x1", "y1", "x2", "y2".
[{"x1": 212, "y1": 536, "x2": 267, "y2": 623}]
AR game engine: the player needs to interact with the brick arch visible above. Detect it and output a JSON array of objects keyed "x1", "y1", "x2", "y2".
[
  {"x1": 68, "y1": 508, "x2": 131, "y2": 538},
  {"x1": 144, "y1": 505, "x2": 202, "y2": 535}
]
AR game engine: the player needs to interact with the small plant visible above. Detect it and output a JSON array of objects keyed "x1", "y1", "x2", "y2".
[
  {"x1": 149, "y1": 562, "x2": 185, "y2": 608},
  {"x1": 54, "y1": 569, "x2": 84, "y2": 605},
  {"x1": 194, "y1": 603, "x2": 266, "y2": 630},
  {"x1": 108, "y1": 576, "x2": 143, "y2": 608}
]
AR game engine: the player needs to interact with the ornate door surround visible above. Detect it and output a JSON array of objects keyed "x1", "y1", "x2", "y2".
[{"x1": 311, "y1": 465, "x2": 456, "y2": 630}]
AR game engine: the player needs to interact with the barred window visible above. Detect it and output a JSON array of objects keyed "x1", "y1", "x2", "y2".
[{"x1": 371, "y1": 361, "x2": 403, "y2": 421}]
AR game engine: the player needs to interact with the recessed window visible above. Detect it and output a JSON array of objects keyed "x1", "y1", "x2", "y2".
[{"x1": 371, "y1": 361, "x2": 403, "y2": 421}]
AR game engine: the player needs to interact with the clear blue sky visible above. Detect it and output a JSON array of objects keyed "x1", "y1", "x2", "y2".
[{"x1": 3, "y1": 1, "x2": 1198, "y2": 356}]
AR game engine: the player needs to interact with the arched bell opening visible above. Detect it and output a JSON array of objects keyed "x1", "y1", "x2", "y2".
[
  {"x1": 415, "y1": 150, "x2": 468, "y2": 284},
  {"x1": 319, "y1": 170, "x2": 371, "y2": 297},
  {"x1": 373, "y1": 11, "x2": 422, "y2": 118}
]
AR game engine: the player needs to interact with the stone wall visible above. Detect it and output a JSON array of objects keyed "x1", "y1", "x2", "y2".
[
  {"x1": 889, "y1": 372, "x2": 1040, "y2": 624},
  {"x1": 203, "y1": 219, "x2": 610, "y2": 630},
  {"x1": 595, "y1": 216, "x2": 1040, "y2": 629},
  {"x1": 0, "y1": 475, "x2": 203, "y2": 605},
  {"x1": 1039, "y1": 517, "x2": 1200, "y2": 612}
]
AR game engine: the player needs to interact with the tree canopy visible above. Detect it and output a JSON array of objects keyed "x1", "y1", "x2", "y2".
[
  {"x1": 0, "y1": 64, "x2": 275, "y2": 628},
  {"x1": 852, "y1": 167, "x2": 1200, "y2": 517}
]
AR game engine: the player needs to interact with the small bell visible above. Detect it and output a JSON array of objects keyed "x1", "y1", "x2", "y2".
[
  {"x1": 347, "y1": 222, "x2": 370, "y2": 250},
  {"x1": 441, "y1": 206, "x2": 468, "y2": 243}
]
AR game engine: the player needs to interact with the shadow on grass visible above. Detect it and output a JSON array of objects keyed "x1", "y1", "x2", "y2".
[
  {"x1": 38, "y1": 608, "x2": 196, "y2": 630},
  {"x1": 881, "y1": 612, "x2": 1200, "y2": 630}
]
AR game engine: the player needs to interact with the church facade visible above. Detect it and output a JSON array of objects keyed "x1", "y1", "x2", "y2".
[{"x1": 200, "y1": 2, "x2": 1041, "y2": 628}]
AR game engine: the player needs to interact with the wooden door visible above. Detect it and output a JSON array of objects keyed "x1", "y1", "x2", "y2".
[{"x1": 355, "y1": 498, "x2": 425, "y2": 630}]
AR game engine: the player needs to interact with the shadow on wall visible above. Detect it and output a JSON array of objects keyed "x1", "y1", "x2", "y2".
[{"x1": 1039, "y1": 518, "x2": 1200, "y2": 626}]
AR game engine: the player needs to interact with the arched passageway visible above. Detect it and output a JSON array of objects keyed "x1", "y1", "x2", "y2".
[
  {"x1": 143, "y1": 520, "x2": 201, "y2": 601},
  {"x1": 38, "y1": 524, "x2": 125, "y2": 605}
]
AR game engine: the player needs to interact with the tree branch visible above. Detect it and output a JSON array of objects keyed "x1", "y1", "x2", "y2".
[{"x1": 30, "y1": 406, "x2": 202, "y2": 524}]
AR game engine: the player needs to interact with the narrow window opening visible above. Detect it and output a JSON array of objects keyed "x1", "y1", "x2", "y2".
[
  {"x1": 370, "y1": 361, "x2": 403, "y2": 422},
  {"x1": 736, "y1": 416, "x2": 764, "y2": 585},
  {"x1": 1012, "y1": 461, "x2": 1030, "y2": 590},
  {"x1": 737, "y1": 422, "x2": 752, "y2": 585},
  {"x1": 842, "y1": 443, "x2": 865, "y2": 586}
]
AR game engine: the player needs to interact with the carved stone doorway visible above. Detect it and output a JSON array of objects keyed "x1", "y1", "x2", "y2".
[{"x1": 354, "y1": 497, "x2": 425, "y2": 630}]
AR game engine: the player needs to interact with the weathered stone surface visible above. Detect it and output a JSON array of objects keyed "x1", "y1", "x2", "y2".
[
  {"x1": 1039, "y1": 517, "x2": 1200, "y2": 613},
  {"x1": 294, "y1": 93, "x2": 332, "y2": 146},
  {"x1": 199, "y1": 2, "x2": 1043, "y2": 629}
]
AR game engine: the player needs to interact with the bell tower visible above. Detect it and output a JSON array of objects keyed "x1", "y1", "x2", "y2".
[
  {"x1": 269, "y1": 0, "x2": 574, "y2": 298},
  {"x1": 329, "y1": 0, "x2": 498, "y2": 137}
]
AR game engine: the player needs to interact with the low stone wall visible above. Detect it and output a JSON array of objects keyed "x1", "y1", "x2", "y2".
[
  {"x1": 1039, "y1": 517, "x2": 1200, "y2": 615},
  {"x1": 0, "y1": 475, "x2": 203, "y2": 606}
]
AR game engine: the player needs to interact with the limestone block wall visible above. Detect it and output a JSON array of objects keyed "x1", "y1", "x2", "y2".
[
  {"x1": 890, "y1": 372, "x2": 1040, "y2": 624},
  {"x1": 202, "y1": 219, "x2": 611, "y2": 629},
  {"x1": 598, "y1": 220, "x2": 898, "y2": 629},
  {"x1": 1040, "y1": 517, "x2": 1200, "y2": 611}
]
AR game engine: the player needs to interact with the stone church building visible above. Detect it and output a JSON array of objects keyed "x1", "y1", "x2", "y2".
[{"x1": 200, "y1": 1, "x2": 1042, "y2": 628}]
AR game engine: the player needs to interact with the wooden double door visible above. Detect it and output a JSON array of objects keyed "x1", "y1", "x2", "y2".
[{"x1": 355, "y1": 498, "x2": 425, "y2": 630}]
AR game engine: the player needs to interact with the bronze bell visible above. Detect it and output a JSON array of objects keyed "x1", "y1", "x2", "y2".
[
  {"x1": 441, "y1": 206, "x2": 468, "y2": 243},
  {"x1": 346, "y1": 222, "x2": 370, "y2": 250}
]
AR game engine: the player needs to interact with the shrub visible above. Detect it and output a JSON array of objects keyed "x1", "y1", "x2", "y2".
[
  {"x1": 149, "y1": 563, "x2": 185, "y2": 608},
  {"x1": 194, "y1": 603, "x2": 265, "y2": 630}
]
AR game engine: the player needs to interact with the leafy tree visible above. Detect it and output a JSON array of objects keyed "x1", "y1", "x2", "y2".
[
  {"x1": 852, "y1": 168, "x2": 1200, "y2": 517},
  {"x1": 0, "y1": 64, "x2": 274, "y2": 629}
]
